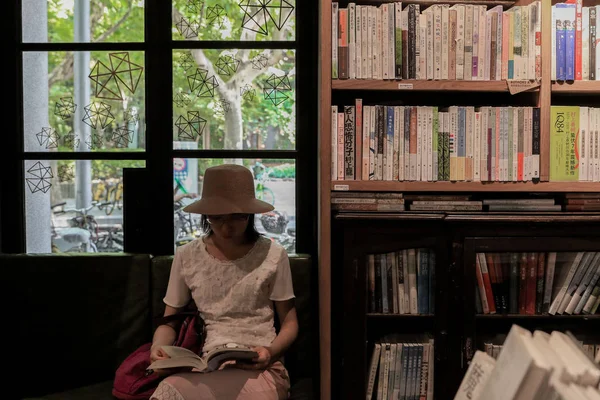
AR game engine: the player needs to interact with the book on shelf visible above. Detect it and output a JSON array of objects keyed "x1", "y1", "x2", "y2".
[
  {"x1": 550, "y1": 106, "x2": 600, "y2": 182},
  {"x1": 367, "y1": 248, "x2": 435, "y2": 315},
  {"x1": 367, "y1": 336, "x2": 434, "y2": 400},
  {"x1": 331, "y1": 2, "x2": 542, "y2": 82},
  {"x1": 332, "y1": 102, "x2": 543, "y2": 183},
  {"x1": 483, "y1": 340, "x2": 600, "y2": 362},
  {"x1": 454, "y1": 325, "x2": 600, "y2": 400},
  {"x1": 552, "y1": 3, "x2": 600, "y2": 81},
  {"x1": 474, "y1": 251, "x2": 600, "y2": 316}
]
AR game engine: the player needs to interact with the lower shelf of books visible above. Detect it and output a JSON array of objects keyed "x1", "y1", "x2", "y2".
[{"x1": 367, "y1": 334, "x2": 435, "y2": 400}]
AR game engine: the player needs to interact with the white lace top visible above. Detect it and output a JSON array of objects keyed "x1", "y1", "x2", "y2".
[{"x1": 163, "y1": 236, "x2": 295, "y2": 353}]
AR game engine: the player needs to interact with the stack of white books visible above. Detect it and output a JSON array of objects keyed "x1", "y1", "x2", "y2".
[{"x1": 454, "y1": 324, "x2": 600, "y2": 400}]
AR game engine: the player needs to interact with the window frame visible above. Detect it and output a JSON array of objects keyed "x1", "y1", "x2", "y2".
[{"x1": 2, "y1": 0, "x2": 317, "y2": 256}]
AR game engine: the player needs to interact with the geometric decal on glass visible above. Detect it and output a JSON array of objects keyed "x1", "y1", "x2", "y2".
[
  {"x1": 206, "y1": 5, "x2": 227, "y2": 28},
  {"x1": 239, "y1": 0, "x2": 295, "y2": 35},
  {"x1": 175, "y1": 15, "x2": 199, "y2": 39},
  {"x1": 215, "y1": 55, "x2": 241, "y2": 76},
  {"x1": 251, "y1": 54, "x2": 269, "y2": 70},
  {"x1": 54, "y1": 97, "x2": 77, "y2": 120},
  {"x1": 89, "y1": 52, "x2": 143, "y2": 100},
  {"x1": 82, "y1": 102, "x2": 115, "y2": 129},
  {"x1": 241, "y1": 84, "x2": 256, "y2": 101},
  {"x1": 186, "y1": 0, "x2": 204, "y2": 16},
  {"x1": 112, "y1": 126, "x2": 134, "y2": 148},
  {"x1": 26, "y1": 162, "x2": 53, "y2": 194},
  {"x1": 174, "y1": 93, "x2": 192, "y2": 108},
  {"x1": 263, "y1": 74, "x2": 292, "y2": 106},
  {"x1": 214, "y1": 98, "x2": 231, "y2": 116},
  {"x1": 58, "y1": 164, "x2": 75, "y2": 182},
  {"x1": 124, "y1": 108, "x2": 139, "y2": 124},
  {"x1": 86, "y1": 133, "x2": 104, "y2": 150},
  {"x1": 187, "y1": 68, "x2": 219, "y2": 98},
  {"x1": 62, "y1": 132, "x2": 81, "y2": 149},
  {"x1": 175, "y1": 111, "x2": 207, "y2": 141},
  {"x1": 35, "y1": 127, "x2": 60, "y2": 149},
  {"x1": 179, "y1": 53, "x2": 196, "y2": 71}
]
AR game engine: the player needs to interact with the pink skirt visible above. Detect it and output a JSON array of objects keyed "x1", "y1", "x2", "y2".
[{"x1": 150, "y1": 361, "x2": 290, "y2": 400}]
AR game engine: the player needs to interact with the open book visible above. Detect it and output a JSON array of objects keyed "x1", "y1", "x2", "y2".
[{"x1": 148, "y1": 344, "x2": 258, "y2": 373}]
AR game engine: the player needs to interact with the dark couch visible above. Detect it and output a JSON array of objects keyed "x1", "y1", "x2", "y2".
[{"x1": 7, "y1": 252, "x2": 315, "y2": 400}]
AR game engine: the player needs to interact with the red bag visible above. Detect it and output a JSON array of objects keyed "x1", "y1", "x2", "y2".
[{"x1": 112, "y1": 312, "x2": 205, "y2": 400}]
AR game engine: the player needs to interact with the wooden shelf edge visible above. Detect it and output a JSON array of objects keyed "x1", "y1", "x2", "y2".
[
  {"x1": 331, "y1": 79, "x2": 518, "y2": 92},
  {"x1": 367, "y1": 313, "x2": 435, "y2": 318},
  {"x1": 331, "y1": 181, "x2": 600, "y2": 192},
  {"x1": 334, "y1": 212, "x2": 445, "y2": 220},
  {"x1": 552, "y1": 80, "x2": 600, "y2": 94},
  {"x1": 445, "y1": 214, "x2": 600, "y2": 223}
]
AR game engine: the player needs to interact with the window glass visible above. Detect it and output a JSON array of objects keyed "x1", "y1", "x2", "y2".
[
  {"x1": 172, "y1": 0, "x2": 295, "y2": 41},
  {"x1": 24, "y1": 159, "x2": 145, "y2": 253},
  {"x1": 23, "y1": 0, "x2": 145, "y2": 43},
  {"x1": 173, "y1": 158, "x2": 295, "y2": 253},
  {"x1": 23, "y1": 51, "x2": 145, "y2": 152},
  {"x1": 173, "y1": 49, "x2": 295, "y2": 150}
]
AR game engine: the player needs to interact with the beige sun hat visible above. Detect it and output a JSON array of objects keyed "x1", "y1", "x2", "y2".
[{"x1": 182, "y1": 164, "x2": 274, "y2": 215}]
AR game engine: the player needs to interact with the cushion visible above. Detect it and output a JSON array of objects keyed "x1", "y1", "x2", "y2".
[{"x1": 6, "y1": 254, "x2": 151, "y2": 398}]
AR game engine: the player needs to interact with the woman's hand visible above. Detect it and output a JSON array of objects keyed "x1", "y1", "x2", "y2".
[
  {"x1": 236, "y1": 346, "x2": 272, "y2": 370},
  {"x1": 150, "y1": 344, "x2": 171, "y2": 363}
]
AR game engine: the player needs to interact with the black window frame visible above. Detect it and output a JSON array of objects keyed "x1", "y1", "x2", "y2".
[{"x1": 2, "y1": 0, "x2": 318, "y2": 256}]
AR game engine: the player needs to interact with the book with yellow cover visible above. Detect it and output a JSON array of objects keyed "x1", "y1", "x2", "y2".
[{"x1": 550, "y1": 106, "x2": 580, "y2": 181}]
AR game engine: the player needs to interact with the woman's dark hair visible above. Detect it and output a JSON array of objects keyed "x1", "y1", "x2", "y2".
[{"x1": 200, "y1": 214, "x2": 260, "y2": 241}]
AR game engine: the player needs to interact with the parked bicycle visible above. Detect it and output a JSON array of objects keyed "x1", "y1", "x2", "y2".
[
  {"x1": 51, "y1": 202, "x2": 98, "y2": 253},
  {"x1": 92, "y1": 177, "x2": 123, "y2": 216},
  {"x1": 251, "y1": 161, "x2": 276, "y2": 206}
]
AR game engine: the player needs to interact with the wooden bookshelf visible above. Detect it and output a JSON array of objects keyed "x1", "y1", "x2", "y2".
[
  {"x1": 319, "y1": 0, "x2": 600, "y2": 398},
  {"x1": 331, "y1": 180, "x2": 600, "y2": 192},
  {"x1": 551, "y1": 80, "x2": 600, "y2": 93},
  {"x1": 332, "y1": 79, "x2": 517, "y2": 91}
]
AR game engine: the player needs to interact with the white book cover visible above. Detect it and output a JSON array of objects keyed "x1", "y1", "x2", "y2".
[
  {"x1": 582, "y1": 7, "x2": 589, "y2": 80},
  {"x1": 595, "y1": 108, "x2": 599, "y2": 181},
  {"x1": 434, "y1": 5, "x2": 442, "y2": 80},
  {"x1": 474, "y1": 111, "x2": 481, "y2": 181},
  {"x1": 551, "y1": 6, "x2": 556, "y2": 80},
  {"x1": 362, "y1": 105, "x2": 370, "y2": 180},
  {"x1": 424, "y1": 9, "x2": 434, "y2": 80},
  {"x1": 389, "y1": 3, "x2": 396, "y2": 81},
  {"x1": 512, "y1": 107, "x2": 519, "y2": 181},
  {"x1": 387, "y1": 108, "x2": 394, "y2": 180},
  {"x1": 466, "y1": 106, "x2": 474, "y2": 181},
  {"x1": 415, "y1": 4, "x2": 421, "y2": 80},
  {"x1": 567, "y1": 255, "x2": 600, "y2": 314},
  {"x1": 331, "y1": 106, "x2": 338, "y2": 180},
  {"x1": 503, "y1": 107, "x2": 509, "y2": 181},
  {"x1": 361, "y1": 6, "x2": 369, "y2": 79},
  {"x1": 575, "y1": 264, "x2": 600, "y2": 314},
  {"x1": 472, "y1": 5, "x2": 479, "y2": 81},
  {"x1": 332, "y1": 2, "x2": 338, "y2": 79},
  {"x1": 520, "y1": 6, "x2": 528, "y2": 80},
  {"x1": 395, "y1": 3, "x2": 403, "y2": 80},
  {"x1": 355, "y1": 5, "x2": 362, "y2": 79},
  {"x1": 492, "y1": 6, "x2": 503, "y2": 81},
  {"x1": 417, "y1": 107, "x2": 423, "y2": 181},
  {"x1": 374, "y1": 7, "x2": 382, "y2": 80},
  {"x1": 453, "y1": 351, "x2": 496, "y2": 400},
  {"x1": 407, "y1": 108, "x2": 413, "y2": 181},
  {"x1": 419, "y1": 14, "x2": 427, "y2": 80},
  {"x1": 477, "y1": 6, "x2": 486, "y2": 80},
  {"x1": 485, "y1": 12, "x2": 493, "y2": 81},
  {"x1": 368, "y1": 6, "x2": 375, "y2": 79},
  {"x1": 480, "y1": 107, "x2": 489, "y2": 181},
  {"x1": 451, "y1": 4, "x2": 465, "y2": 79},
  {"x1": 442, "y1": 5, "x2": 450, "y2": 80},
  {"x1": 591, "y1": 108, "x2": 596, "y2": 182},
  {"x1": 382, "y1": 4, "x2": 389, "y2": 80},
  {"x1": 366, "y1": 343, "x2": 381, "y2": 400},
  {"x1": 393, "y1": 344, "x2": 403, "y2": 397},
  {"x1": 549, "y1": 252, "x2": 585, "y2": 315},
  {"x1": 349, "y1": 3, "x2": 356, "y2": 79},
  {"x1": 529, "y1": 2, "x2": 537, "y2": 80},
  {"x1": 524, "y1": 107, "x2": 531, "y2": 181},
  {"x1": 535, "y1": 1, "x2": 542, "y2": 80},
  {"x1": 393, "y1": 106, "x2": 400, "y2": 180},
  {"x1": 596, "y1": 6, "x2": 600, "y2": 80},
  {"x1": 464, "y1": 5, "x2": 474, "y2": 81},
  {"x1": 581, "y1": 106, "x2": 589, "y2": 181},
  {"x1": 427, "y1": 107, "x2": 434, "y2": 181},
  {"x1": 398, "y1": 107, "x2": 405, "y2": 181}
]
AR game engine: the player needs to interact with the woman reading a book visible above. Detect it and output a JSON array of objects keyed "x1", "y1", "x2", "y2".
[{"x1": 149, "y1": 164, "x2": 298, "y2": 400}]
